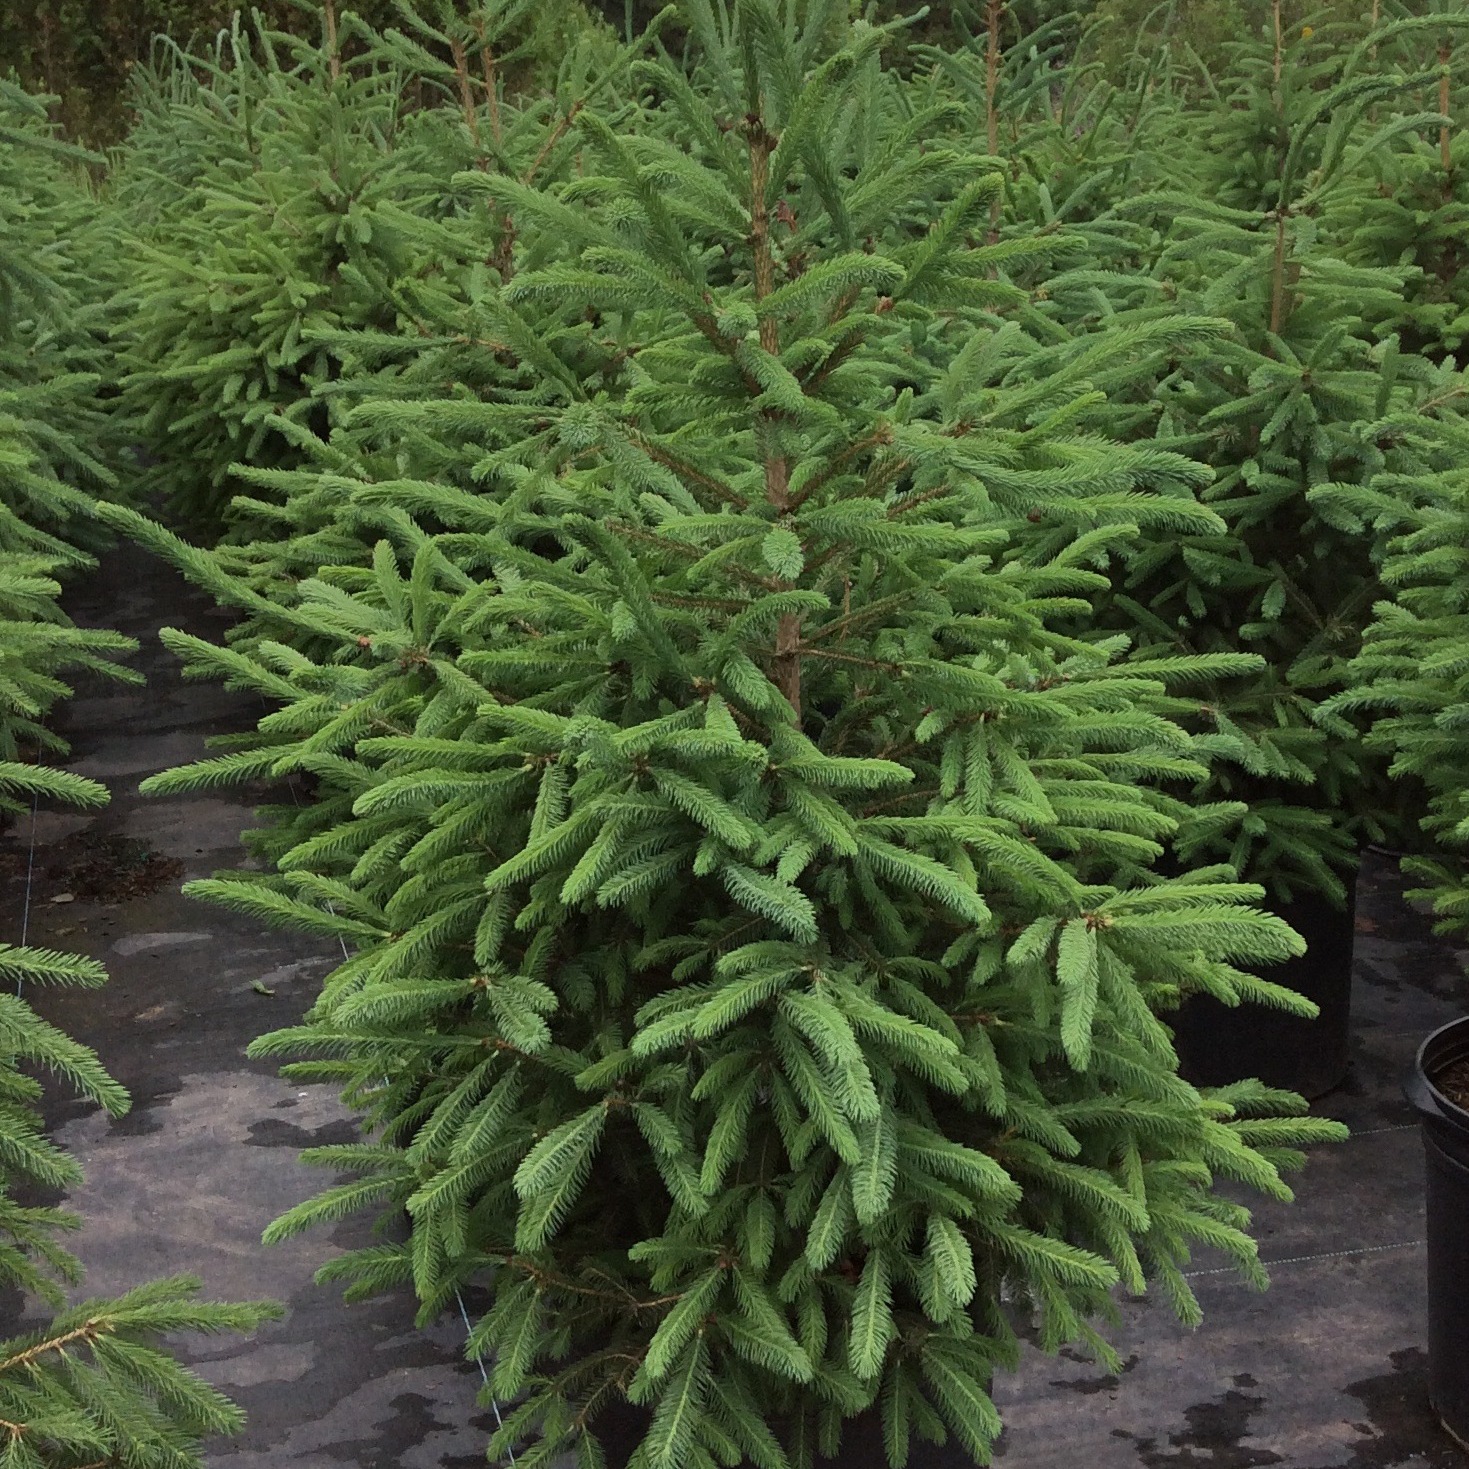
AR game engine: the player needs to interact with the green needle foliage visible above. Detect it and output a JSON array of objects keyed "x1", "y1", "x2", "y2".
[
  {"x1": 1323, "y1": 6, "x2": 1469, "y2": 361},
  {"x1": 933, "y1": 5, "x2": 1469, "y2": 903},
  {"x1": 108, "y1": 15, "x2": 475, "y2": 529},
  {"x1": 115, "y1": 5, "x2": 1348, "y2": 1465},
  {"x1": 0, "y1": 79, "x2": 279, "y2": 1468},
  {"x1": 107, "y1": 1, "x2": 624, "y2": 529},
  {"x1": 0, "y1": 934, "x2": 280, "y2": 1468},
  {"x1": 0, "y1": 83, "x2": 119, "y2": 571},
  {"x1": 1321, "y1": 401, "x2": 1469, "y2": 932},
  {"x1": 0, "y1": 1278, "x2": 279, "y2": 1469},
  {"x1": 0, "y1": 79, "x2": 143, "y2": 793}
]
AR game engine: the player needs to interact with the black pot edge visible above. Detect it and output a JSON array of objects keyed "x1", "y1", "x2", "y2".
[
  {"x1": 1172, "y1": 872, "x2": 1359, "y2": 1101},
  {"x1": 1405, "y1": 1015, "x2": 1469, "y2": 1134}
]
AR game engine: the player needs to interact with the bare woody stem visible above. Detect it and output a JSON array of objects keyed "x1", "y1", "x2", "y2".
[
  {"x1": 451, "y1": 39, "x2": 482, "y2": 153},
  {"x1": 986, "y1": 0, "x2": 1004, "y2": 242},
  {"x1": 1271, "y1": 0, "x2": 1283, "y2": 90},
  {"x1": 748, "y1": 130, "x2": 782, "y2": 362},
  {"x1": 1268, "y1": 1, "x2": 1288, "y2": 341},
  {"x1": 324, "y1": 0, "x2": 340, "y2": 81},
  {"x1": 496, "y1": 102, "x2": 586, "y2": 278},
  {"x1": 748, "y1": 117, "x2": 802, "y2": 724},
  {"x1": 624, "y1": 428, "x2": 749, "y2": 510},
  {"x1": 453, "y1": 31, "x2": 532, "y2": 283},
  {"x1": 1269, "y1": 209, "x2": 1290, "y2": 336},
  {"x1": 788, "y1": 429, "x2": 895, "y2": 511},
  {"x1": 985, "y1": 0, "x2": 1001, "y2": 157},
  {"x1": 475, "y1": 19, "x2": 503, "y2": 147},
  {"x1": 524, "y1": 101, "x2": 584, "y2": 186},
  {"x1": 1440, "y1": 40, "x2": 1453, "y2": 176},
  {"x1": 0, "y1": 1320, "x2": 103, "y2": 1374}
]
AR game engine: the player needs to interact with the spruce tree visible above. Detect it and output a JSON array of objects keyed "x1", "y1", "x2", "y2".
[
  {"x1": 109, "y1": 6, "x2": 1348, "y2": 1466},
  {"x1": 1323, "y1": 8, "x2": 1469, "y2": 362},
  {"x1": 0, "y1": 81, "x2": 278, "y2": 1467},
  {"x1": 905, "y1": 6, "x2": 1469, "y2": 901},
  {"x1": 108, "y1": 2, "x2": 624, "y2": 529},
  {"x1": 1318, "y1": 385, "x2": 1469, "y2": 931},
  {"x1": 1016, "y1": 10, "x2": 1464, "y2": 897},
  {"x1": 109, "y1": 14, "x2": 469, "y2": 527}
]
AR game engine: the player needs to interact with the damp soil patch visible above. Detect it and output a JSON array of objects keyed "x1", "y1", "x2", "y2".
[
  {"x1": 44, "y1": 833, "x2": 184, "y2": 903},
  {"x1": 1434, "y1": 1057, "x2": 1469, "y2": 1111}
]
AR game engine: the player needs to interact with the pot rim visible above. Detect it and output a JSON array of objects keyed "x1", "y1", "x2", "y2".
[{"x1": 1413, "y1": 1015, "x2": 1469, "y2": 1129}]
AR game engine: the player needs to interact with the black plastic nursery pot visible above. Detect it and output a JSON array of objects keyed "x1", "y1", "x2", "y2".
[
  {"x1": 1171, "y1": 875, "x2": 1357, "y2": 1101},
  {"x1": 1404, "y1": 1016, "x2": 1469, "y2": 1451},
  {"x1": 592, "y1": 1399, "x2": 977, "y2": 1469}
]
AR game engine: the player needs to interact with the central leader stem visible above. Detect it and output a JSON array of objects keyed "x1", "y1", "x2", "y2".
[{"x1": 749, "y1": 119, "x2": 801, "y2": 723}]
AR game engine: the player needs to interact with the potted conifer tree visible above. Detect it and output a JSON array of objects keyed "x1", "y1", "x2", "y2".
[
  {"x1": 1333, "y1": 397, "x2": 1469, "y2": 1450},
  {"x1": 1079, "y1": 11, "x2": 1459, "y2": 1097},
  {"x1": 899, "y1": 5, "x2": 1372, "y2": 1098},
  {"x1": 110, "y1": 6, "x2": 1347, "y2": 1466},
  {"x1": 1324, "y1": 9, "x2": 1469, "y2": 365},
  {"x1": 0, "y1": 78, "x2": 277, "y2": 1466},
  {"x1": 108, "y1": 0, "x2": 619, "y2": 529}
]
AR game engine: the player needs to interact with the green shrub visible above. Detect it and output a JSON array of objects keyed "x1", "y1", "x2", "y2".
[
  {"x1": 1107, "y1": 11, "x2": 1469, "y2": 893},
  {"x1": 0, "y1": 0, "x2": 613, "y2": 143},
  {"x1": 0, "y1": 79, "x2": 278, "y2": 1468},
  {"x1": 108, "y1": 6, "x2": 1347, "y2": 1465},
  {"x1": 1320, "y1": 400, "x2": 1469, "y2": 930},
  {"x1": 923, "y1": 8, "x2": 1469, "y2": 902},
  {"x1": 1322, "y1": 10, "x2": 1469, "y2": 360},
  {"x1": 106, "y1": 4, "x2": 627, "y2": 530}
]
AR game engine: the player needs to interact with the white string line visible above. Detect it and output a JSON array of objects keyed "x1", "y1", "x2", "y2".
[
  {"x1": 1184, "y1": 1237, "x2": 1426, "y2": 1280},
  {"x1": 1182, "y1": 1125, "x2": 1425, "y2": 1279},
  {"x1": 273, "y1": 745, "x2": 512, "y2": 1457},
  {"x1": 1369, "y1": 1026, "x2": 1460, "y2": 1041},
  {"x1": 17, "y1": 791, "x2": 39, "y2": 990},
  {"x1": 459, "y1": 1284, "x2": 515, "y2": 1459},
  {"x1": 19, "y1": 791, "x2": 38, "y2": 949}
]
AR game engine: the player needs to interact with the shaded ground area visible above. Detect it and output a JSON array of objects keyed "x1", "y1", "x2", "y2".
[
  {"x1": 0, "y1": 546, "x2": 1464, "y2": 1466},
  {"x1": 0, "y1": 548, "x2": 493, "y2": 1466}
]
